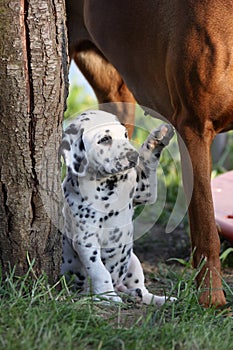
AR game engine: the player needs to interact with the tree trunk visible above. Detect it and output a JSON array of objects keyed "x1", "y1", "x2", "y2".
[{"x1": 0, "y1": 0, "x2": 68, "y2": 282}]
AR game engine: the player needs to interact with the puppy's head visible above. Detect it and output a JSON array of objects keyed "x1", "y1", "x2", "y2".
[{"x1": 60, "y1": 110, "x2": 138, "y2": 178}]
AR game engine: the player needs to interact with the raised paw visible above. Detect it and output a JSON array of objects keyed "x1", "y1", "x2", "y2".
[{"x1": 147, "y1": 124, "x2": 174, "y2": 151}]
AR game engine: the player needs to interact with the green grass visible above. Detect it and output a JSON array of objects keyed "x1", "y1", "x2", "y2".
[{"x1": 0, "y1": 262, "x2": 232, "y2": 350}]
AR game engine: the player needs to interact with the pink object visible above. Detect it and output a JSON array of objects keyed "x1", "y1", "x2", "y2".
[{"x1": 211, "y1": 171, "x2": 233, "y2": 243}]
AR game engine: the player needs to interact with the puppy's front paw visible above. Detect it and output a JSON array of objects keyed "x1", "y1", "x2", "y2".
[
  {"x1": 94, "y1": 292, "x2": 123, "y2": 304},
  {"x1": 147, "y1": 124, "x2": 174, "y2": 151}
]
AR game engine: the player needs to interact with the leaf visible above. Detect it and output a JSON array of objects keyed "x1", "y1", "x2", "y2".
[{"x1": 220, "y1": 248, "x2": 233, "y2": 263}]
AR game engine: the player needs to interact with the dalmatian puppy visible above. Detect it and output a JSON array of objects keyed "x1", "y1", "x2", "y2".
[{"x1": 60, "y1": 110, "x2": 175, "y2": 305}]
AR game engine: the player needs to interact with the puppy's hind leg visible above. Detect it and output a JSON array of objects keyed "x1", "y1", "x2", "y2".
[{"x1": 73, "y1": 242, "x2": 122, "y2": 303}]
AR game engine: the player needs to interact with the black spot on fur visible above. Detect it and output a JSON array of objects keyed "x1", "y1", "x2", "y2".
[
  {"x1": 129, "y1": 188, "x2": 134, "y2": 198},
  {"x1": 106, "y1": 177, "x2": 118, "y2": 190},
  {"x1": 115, "y1": 232, "x2": 123, "y2": 243},
  {"x1": 154, "y1": 152, "x2": 161, "y2": 158},
  {"x1": 74, "y1": 162, "x2": 81, "y2": 173},
  {"x1": 110, "y1": 265, "x2": 115, "y2": 273},
  {"x1": 141, "y1": 183, "x2": 145, "y2": 191},
  {"x1": 136, "y1": 288, "x2": 143, "y2": 298},
  {"x1": 141, "y1": 170, "x2": 147, "y2": 179},
  {"x1": 61, "y1": 140, "x2": 71, "y2": 151},
  {"x1": 65, "y1": 124, "x2": 79, "y2": 134},
  {"x1": 119, "y1": 265, "x2": 126, "y2": 278},
  {"x1": 120, "y1": 256, "x2": 126, "y2": 263},
  {"x1": 74, "y1": 154, "x2": 82, "y2": 162},
  {"x1": 105, "y1": 248, "x2": 115, "y2": 253},
  {"x1": 76, "y1": 272, "x2": 86, "y2": 281},
  {"x1": 79, "y1": 139, "x2": 85, "y2": 151}
]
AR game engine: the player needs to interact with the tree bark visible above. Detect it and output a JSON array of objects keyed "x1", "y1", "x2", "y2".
[{"x1": 0, "y1": 0, "x2": 68, "y2": 282}]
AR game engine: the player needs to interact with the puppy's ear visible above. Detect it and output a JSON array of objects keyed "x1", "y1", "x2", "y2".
[{"x1": 60, "y1": 124, "x2": 88, "y2": 177}]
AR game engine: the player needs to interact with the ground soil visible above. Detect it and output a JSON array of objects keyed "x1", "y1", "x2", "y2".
[
  {"x1": 135, "y1": 224, "x2": 191, "y2": 266},
  {"x1": 134, "y1": 224, "x2": 233, "y2": 291}
]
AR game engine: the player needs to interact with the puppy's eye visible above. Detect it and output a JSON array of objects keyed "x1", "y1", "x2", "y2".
[
  {"x1": 97, "y1": 135, "x2": 112, "y2": 145},
  {"x1": 125, "y1": 132, "x2": 128, "y2": 139}
]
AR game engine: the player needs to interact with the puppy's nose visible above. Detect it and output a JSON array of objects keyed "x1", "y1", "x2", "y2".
[{"x1": 126, "y1": 150, "x2": 139, "y2": 165}]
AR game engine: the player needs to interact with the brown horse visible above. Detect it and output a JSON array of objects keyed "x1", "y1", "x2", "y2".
[{"x1": 66, "y1": 0, "x2": 233, "y2": 307}]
